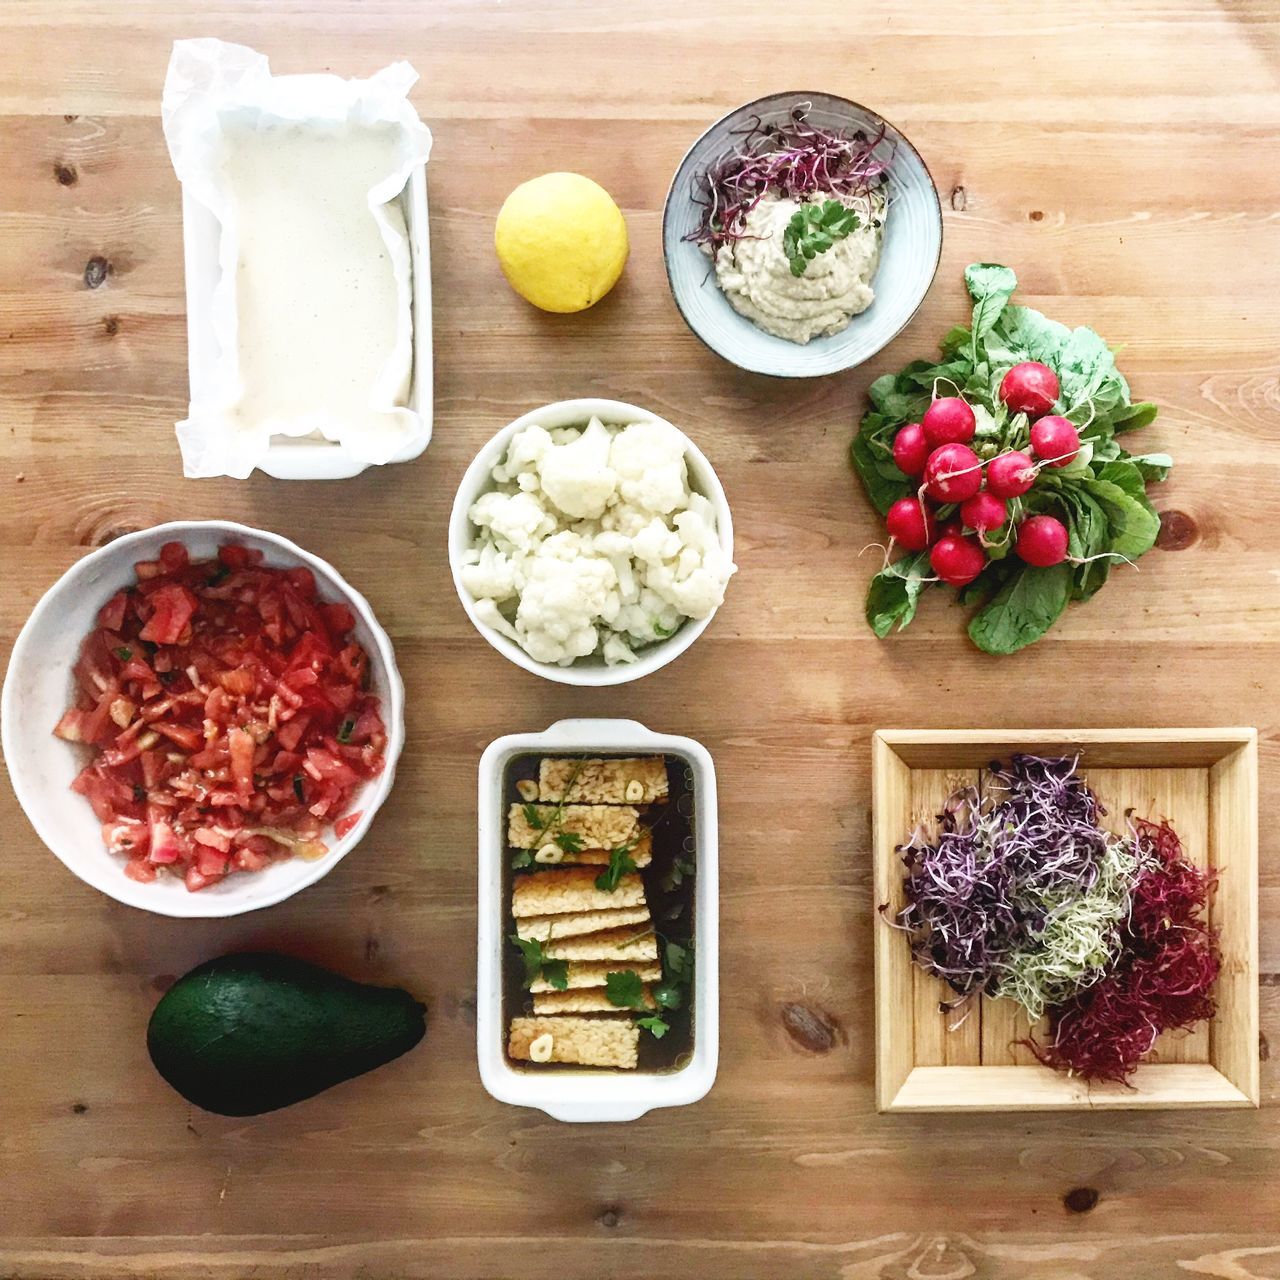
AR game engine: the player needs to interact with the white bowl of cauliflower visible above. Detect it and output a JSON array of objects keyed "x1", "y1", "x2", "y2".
[{"x1": 450, "y1": 399, "x2": 736, "y2": 685}]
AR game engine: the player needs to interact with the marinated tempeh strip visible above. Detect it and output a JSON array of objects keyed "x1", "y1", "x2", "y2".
[
  {"x1": 541, "y1": 927, "x2": 657, "y2": 962},
  {"x1": 538, "y1": 757, "x2": 668, "y2": 805},
  {"x1": 529, "y1": 830, "x2": 652, "y2": 868},
  {"x1": 508, "y1": 803, "x2": 641, "y2": 850},
  {"x1": 530, "y1": 960, "x2": 662, "y2": 992},
  {"x1": 516, "y1": 905, "x2": 651, "y2": 942},
  {"x1": 511, "y1": 867, "x2": 646, "y2": 918},
  {"x1": 532, "y1": 985, "x2": 657, "y2": 1015},
  {"x1": 509, "y1": 1016, "x2": 639, "y2": 1069}
]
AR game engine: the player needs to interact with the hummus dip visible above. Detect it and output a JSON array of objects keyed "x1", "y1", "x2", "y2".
[{"x1": 713, "y1": 192, "x2": 884, "y2": 344}]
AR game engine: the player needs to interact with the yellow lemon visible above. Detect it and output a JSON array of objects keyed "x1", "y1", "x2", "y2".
[{"x1": 495, "y1": 172, "x2": 628, "y2": 313}]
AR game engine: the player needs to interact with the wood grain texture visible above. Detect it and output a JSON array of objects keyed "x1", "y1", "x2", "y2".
[{"x1": 1, "y1": 0, "x2": 1279, "y2": 1275}]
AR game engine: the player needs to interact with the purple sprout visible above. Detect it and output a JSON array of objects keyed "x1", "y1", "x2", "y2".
[
  {"x1": 892, "y1": 755, "x2": 1115, "y2": 1005},
  {"x1": 685, "y1": 104, "x2": 892, "y2": 255}
]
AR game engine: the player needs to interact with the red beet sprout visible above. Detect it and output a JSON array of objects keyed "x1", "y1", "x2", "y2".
[
  {"x1": 686, "y1": 103, "x2": 891, "y2": 254},
  {"x1": 1029, "y1": 819, "x2": 1220, "y2": 1084}
]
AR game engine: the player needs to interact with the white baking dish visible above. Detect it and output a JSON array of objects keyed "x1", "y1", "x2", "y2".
[
  {"x1": 180, "y1": 163, "x2": 432, "y2": 480},
  {"x1": 477, "y1": 718, "x2": 718, "y2": 1122}
]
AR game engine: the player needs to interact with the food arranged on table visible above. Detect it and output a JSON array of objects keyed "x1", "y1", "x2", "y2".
[
  {"x1": 2, "y1": 521, "x2": 404, "y2": 919},
  {"x1": 478, "y1": 723, "x2": 717, "y2": 1120},
  {"x1": 853, "y1": 263, "x2": 1171, "y2": 653},
  {"x1": 55, "y1": 541, "x2": 387, "y2": 892},
  {"x1": 495, "y1": 171, "x2": 629, "y2": 313},
  {"x1": 148, "y1": 952, "x2": 427, "y2": 1115},
  {"x1": 685, "y1": 103, "x2": 890, "y2": 344},
  {"x1": 891, "y1": 755, "x2": 1219, "y2": 1084},
  {"x1": 503, "y1": 754, "x2": 693, "y2": 1069},
  {"x1": 451, "y1": 399, "x2": 735, "y2": 685},
  {"x1": 662, "y1": 90, "x2": 941, "y2": 378},
  {"x1": 872, "y1": 729, "x2": 1257, "y2": 1112},
  {"x1": 0, "y1": 45, "x2": 1250, "y2": 1124},
  {"x1": 163, "y1": 39, "x2": 433, "y2": 480}
]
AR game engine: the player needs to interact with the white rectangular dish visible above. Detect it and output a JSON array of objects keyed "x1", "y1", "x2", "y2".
[
  {"x1": 180, "y1": 162, "x2": 432, "y2": 481},
  {"x1": 477, "y1": 718, "x2": 719, "y2": 1122}
]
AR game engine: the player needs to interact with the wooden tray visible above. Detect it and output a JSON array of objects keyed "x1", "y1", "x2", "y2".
[{"x1": 872, "y1": 728, "x2": 1259, "y2": 1113}]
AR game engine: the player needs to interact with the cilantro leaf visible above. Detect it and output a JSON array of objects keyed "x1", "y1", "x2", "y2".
[
  {"x1": 635, "y1": 1015, "x2": 669, "y2": 1039},
  {"x1": 522, "y1": 803, "x2": 545, "y2": 830},
  {"x1": 595, "y1": 845, "x2": 638, "y2": 892},
  {"x1": 652, "y1": 981, "x2": 684, "y2": 1010},
  {"x1": 510, "y1": 848, "x2": 534, "y2": 870},
  {"x1": 605, "y1": 969, "x2": 647, "y2": 1010},
  {"x1": 510, "y1": 934, "x2": 545, "y2": 987},
  {"x1": 782, "y1": 199, "x2": 861, "y2": 277},
  {"x1": 553, "y1": 831, "x2": 585, "y2": 854},
  {"x1": 510, "y1": 935, "x2": 567, "y2": 990}
]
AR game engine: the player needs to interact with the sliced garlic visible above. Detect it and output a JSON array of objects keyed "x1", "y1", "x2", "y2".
[
  {"x1": 516, "y1": 779, "x2": 538, "y2": 802},
  {"x1": 534, "y1": 845, "x2": 564, "y2": 864},
  {"x1": 529, "y1": 1033, "x2": 554, "y2": 1062},
  {"x1": 624, "y1": 779, "x2": 645, "y2": 803}
]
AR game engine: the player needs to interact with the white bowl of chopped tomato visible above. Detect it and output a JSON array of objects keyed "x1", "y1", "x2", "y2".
[{"x1": 1, "y1": 521, "x2": 403, "y2": 917}]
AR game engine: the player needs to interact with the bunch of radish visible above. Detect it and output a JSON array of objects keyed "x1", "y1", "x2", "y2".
[{"x1": 884, "y1": 361, "x2": 1081, "y2": 587}]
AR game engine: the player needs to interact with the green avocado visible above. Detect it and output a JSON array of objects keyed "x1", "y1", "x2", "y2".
[{"x1": 147, "y1": 952, "x2": 427, "y2": 1116}]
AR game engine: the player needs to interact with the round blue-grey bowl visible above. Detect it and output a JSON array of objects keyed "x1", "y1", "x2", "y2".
[{"x1": 662, "y1": 91, "x2": 942, "y2": 379}]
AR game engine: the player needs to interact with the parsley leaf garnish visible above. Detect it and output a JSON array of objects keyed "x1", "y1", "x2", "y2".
[
  {"x1": 595, "y1": 844, "x2": 638, "y2": 892},
  {"x1": 553, "y1": 831, "x2": 585, "y2": 854},
  {"x1": 510, "y1": 848, "x2": 534, "y2": 870},
  {"x1": 510, "y1": 934, "x2": 568, "y2": 990},
  {"x1": 652, "y1": 980, "x2": 684, "y2": 1010},
  {"x1": 522, "y1": 803, "x2": 545, "y2": 830},
  {"x1": 782, "y1": 198, "x2": 862, "y2": 277},
  {"x1": 604, "y1": 969, "x2": 647, "y2": 1009},
  {"x1": 635, "y1": 1015, "x2": 669, "y2": 1038}
]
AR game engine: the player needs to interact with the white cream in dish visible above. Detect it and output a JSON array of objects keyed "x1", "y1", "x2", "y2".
[
  {"x1": 459, "y1": 417, "x2": 736, "y2": 667},
  {"x1": 714, "y1": 192, "x2": 885, "y2": 344},
  {"x1": 223, "y1": 121, "x2": 411, "y2": 449}
]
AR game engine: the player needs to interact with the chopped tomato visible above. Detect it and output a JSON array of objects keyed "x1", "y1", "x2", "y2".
[
  {"x1": 138, "y1": 583, "x2": 198, "y2": 645},
  {"x1": 334, "y1": 812, "x2": 362, "y2": 839},
  {"x1": 97, "y1": 591, "x2": 129, "y2": 631},
  {"x1": 56, "y1": 542, "x2": 384, "y2": 892}
]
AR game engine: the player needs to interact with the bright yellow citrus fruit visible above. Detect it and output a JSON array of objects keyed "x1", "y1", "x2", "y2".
[{"x1": 494, "y1": 172, "x2": 629, "y2": 313}]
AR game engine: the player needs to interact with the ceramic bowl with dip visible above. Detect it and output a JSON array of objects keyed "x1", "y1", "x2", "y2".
[{"x1": 662, "y1": 91, "x2": 943, "y2": 378}]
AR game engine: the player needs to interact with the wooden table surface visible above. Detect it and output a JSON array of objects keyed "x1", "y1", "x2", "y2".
[{"x1": 2, "y1": 1, "x2": 1279, "y2": 1276}]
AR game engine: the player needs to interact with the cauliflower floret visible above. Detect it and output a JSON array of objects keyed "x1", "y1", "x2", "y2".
[
  {"x1": 602, "y1": 634, "x2": 638, "y2": 666},
  {"x1": 632, "y1": 516, "x2": 682, "y2": 565},
  {"x1": 537, "y1": 416, "x2": 618, "y2": 520},
  {"x1": 463, "y1": 417, "x2": 735, "y2": 667},
  {"x1": 458, "y1": 541, "x2": 520, "y2": 602},
  {"x1": 492, "y1": 423, "x2": 553, "y2": 485},
  {"x1": 513, "y1": 549, "x2": 620, "y2": 666},
  {"x1": 610, "y1": 420, "x2": 690, "y2": 515},
  {"x1": 469, "y1": 490, "x2": 553, "y2": 551}
]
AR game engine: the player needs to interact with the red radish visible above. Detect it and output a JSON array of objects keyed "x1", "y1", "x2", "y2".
[
  {"x1": 959, "y1": 491, "x2": 1007, "y2": 533},
  {"x1": 986, "y1": 449, "x2": 1038, "y2": 498},
  {"x1": 1016, "y1": 515, "x2": 1070, "y2": 567},
  {"x1": 892, "y1": 422, "x2": 930, "y2": 476},
  {"x1": 930, "y1": 533, "x2": 987, "y2": 586},
  {"x1": 923, "y1": 443, "x2": 982, "y2": 502},
  {"x1": 1030, "y1": 415, "x2": 1081, "y2": 468},
  {"x1": 922, "y1": 397, "x2": 976, "y2": 446},
  {"x1": 999, "y1": 361, "x2": 1060, "y2": 418},
  {"x1": 885, "y1": 497, "x2": 935, "y2": 551}
]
